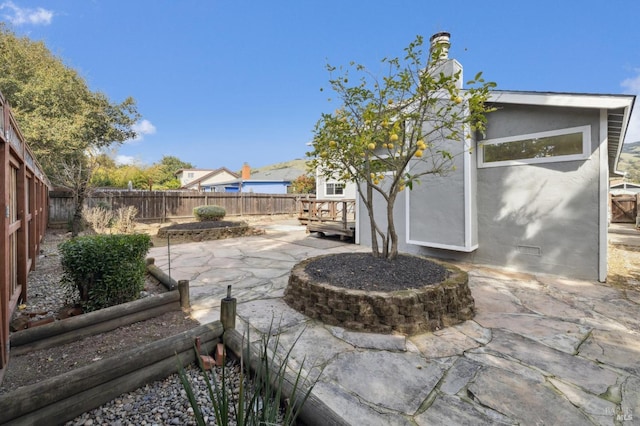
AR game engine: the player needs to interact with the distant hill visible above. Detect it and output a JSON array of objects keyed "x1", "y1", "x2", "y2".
[
  {"x1": 618, "y1": 141, "x2": 640, "y2": 182},
  {"x1": 251, "y1": 159, "x2": 310, "y2": 174}
]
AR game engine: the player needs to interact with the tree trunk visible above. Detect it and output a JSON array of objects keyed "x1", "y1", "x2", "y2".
[
  {"x1": 71, "y1": 189, "x2": 86, "y2": 237},
  {"x1": 364, "y1": 183, "x2": 380, "y2": 257},
  {"x1": 386, "y1": 191, "x2": 398, "y2": 260}
]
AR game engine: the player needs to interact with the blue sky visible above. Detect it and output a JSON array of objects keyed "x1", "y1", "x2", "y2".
[{"x1": 2, "y1": 1, "x2": 639, "y2": 171}]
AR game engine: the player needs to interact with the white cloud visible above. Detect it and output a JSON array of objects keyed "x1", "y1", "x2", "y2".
[
  {"x1": 115, "y1": 155, "x2": 136, "y2": 166},
  {"x1": 0, "y1": 2, "x2": 53, "y2": 26},
  {"x1": 622, "y1": 71, "x2": 640, "y2": 143},
  {"x1": 130, "y1": 119, "x2": 157, "y2": 142}
]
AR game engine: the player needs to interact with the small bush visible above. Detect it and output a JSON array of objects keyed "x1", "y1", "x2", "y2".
[
  {"x1": 113, "y1": 205, "x2": 138, "y2": 233},
  {"x1": 194, "y1": 205, "x2": 226, "y2": 222},
  {"x1": 82, "y1": 205, "x2": 139, "y2": 234},
  {"x1": 82, "y1": 205, "x2": 113, "y2": 232},
  {"x1": 59, "y1": 233, "x2": 152, "y2": 312}
]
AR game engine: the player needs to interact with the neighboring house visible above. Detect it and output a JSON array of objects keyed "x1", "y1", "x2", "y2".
[
  {"x1": 610, "y1": 180, "x2": 640, "y2": 195},
  {"x1": 176, "y1": 168, "x2": 239, "y2": 191},
  {"x1": 354, "y1": 33, "x2": 635, "y2": 282},
  {"x1": 213, "y1": 163, "x2": 306, "y2": 194}
]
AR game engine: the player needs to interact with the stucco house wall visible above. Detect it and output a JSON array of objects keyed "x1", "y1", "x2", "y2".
[
  {"x1": 472, "y1": 105, "x2": 602, "y2": 278},
  {"x1": 357, "y1": 99, "x2": 628, "y2": 281},
  {"x1": 315, "y1": 169, "x2": 357, "y2": 200},
  {"x1": 176, "y1": 169, "x2": 215, "y2": 187},
  {"x1": 240, "y1": 181, "x2": 291, "y2": 194},
  {"x1": 177, "y1": 168, "x2": 239, "y2": 191},
  {"x1": 346, "y1": 33, "x2": 634, "y2": 281}
]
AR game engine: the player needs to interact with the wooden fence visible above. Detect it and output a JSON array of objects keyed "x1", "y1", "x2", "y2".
[
  {"x1": 49, "y1": 190, "x2": 314, "y2": 225},
  {"x1": 610, "y1": 193, "x2": 639, "y2": 223},
  {"x1": 0, "y1": 91, "x2": 50, "y2": 373}
]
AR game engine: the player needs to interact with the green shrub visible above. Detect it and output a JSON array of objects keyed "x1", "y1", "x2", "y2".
[
  {"x1": 194, "y1": 205, "x2": 226, "y2": 222},
  {"x1": 59, "y1": 233, "x2": 152, "y2": 312}
]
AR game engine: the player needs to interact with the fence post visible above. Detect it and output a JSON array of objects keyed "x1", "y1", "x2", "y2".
[
  {"x1": 220, "y1": 285, "x2": 236, "y2": 330},
  {"x1": 178, "y1": 280, "x2": 190, "y2": 312},
  {"x1": 162, "y1": 191, "x2": 166, "y2": 223}
]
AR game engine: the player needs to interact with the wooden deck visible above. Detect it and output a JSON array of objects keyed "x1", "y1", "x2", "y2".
[{"x1": 298, "y1": 199, "x2": 356, "y2": 239}]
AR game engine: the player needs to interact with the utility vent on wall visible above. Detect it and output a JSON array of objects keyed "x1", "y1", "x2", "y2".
[{"x1": 517, "y1": 245, "x2": 542, "y2": 256}]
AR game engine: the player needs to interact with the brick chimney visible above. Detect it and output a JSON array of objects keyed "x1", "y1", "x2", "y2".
[{"x1": 241, "y1": 163, "x2": 251, "y2": 179}]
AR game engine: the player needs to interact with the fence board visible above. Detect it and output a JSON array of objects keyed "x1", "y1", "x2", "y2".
[
  {"x1": 49, "y1": 190, "x2": 314, "y2": 224},
  {"x1": 610, "y1": 193, "x2": 639, "y2": 223},
  {"x1": 0, "y1": 92, "x2": 50, "y2": 373}
]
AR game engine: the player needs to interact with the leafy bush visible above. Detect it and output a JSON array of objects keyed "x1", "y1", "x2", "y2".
[
  {"x1": 194, "y1": 205, "x2": 226, "y2": 222},
  {"x1": 59, "y1": 233, "x2": 152, "y2": 311},
  {"x1": 179, "y1": 321, "x2": 316, "y2": 425}
]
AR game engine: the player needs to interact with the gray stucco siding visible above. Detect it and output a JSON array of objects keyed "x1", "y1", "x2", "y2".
[
  {"x1": 483, "y1": 104, "x2": 601, "y2": 154},
  {"x1": 363, "y1": 103, "x2": 603, "y2": 280},
  {"x1": 460, "y1": 104, "x2": 602, "y2": 279},
  {"x1": 356, "y1": 101, "x2": 605, "y2": 280},
  {"x1": 474, "y1": 158, "x2": 601, "y2": 279}
]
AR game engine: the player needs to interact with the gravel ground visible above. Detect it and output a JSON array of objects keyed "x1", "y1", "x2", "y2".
[
  {"x1": 305, "y1": 252, "x2": 448, "y2": 291},
  {"x1": 68, "y1": 360, "x2": 257, "y2": 426},
  {"x1": 0, "y1": 229, "x2": 253, "y2": 425}
]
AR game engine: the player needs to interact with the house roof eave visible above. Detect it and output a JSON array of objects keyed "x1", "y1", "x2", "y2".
[{"x1": 488, "y1": 90, "x2": 635, "y2": 110}]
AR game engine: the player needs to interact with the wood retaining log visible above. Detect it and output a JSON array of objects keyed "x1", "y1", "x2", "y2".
[
  {"x1": 10, "y1": 351, "x2": 195, "y2": 426},
  {"x1": 11, "y1": 291, "x2": 180, "y2": 348},
  {"x1": 224, "y1": 329, "x2": 349, "y2": 426},
  {"x1": 147, "y1": 258, "x2": 178, "y2": 290},
  {"x1": 11, "y1": 303, "x2": 177, "y2": 356},
  {"x1": 178, "y1": 279, "x2": 190, "y2": 311},
  {"x1": 0, "y1": 321, "x2": 224, "y2": 424}
]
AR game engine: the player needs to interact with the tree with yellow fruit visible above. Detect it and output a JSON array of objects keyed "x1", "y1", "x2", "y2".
[{"x1": 308, "y1": 35, "x2": 495, "y2": 260}]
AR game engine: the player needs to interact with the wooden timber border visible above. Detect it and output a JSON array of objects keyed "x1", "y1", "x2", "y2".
[
  {"x1": 1, "y1": 322, "x2": 223, "y2": 424},
  {"x1": 1, "y1": 282, "x2": 347, "y2": 425}
]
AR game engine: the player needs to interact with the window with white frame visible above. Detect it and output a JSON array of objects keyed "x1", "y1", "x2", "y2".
[
  {"x1": 325, "y1": 182, "x2": 345, "y2": 196},
  {"x1": 478, "y1": 125, "x2": 591, "y2": 168}
]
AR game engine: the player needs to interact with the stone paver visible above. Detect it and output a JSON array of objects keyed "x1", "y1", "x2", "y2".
[
  {"x1": 579, "y1": 329, "x2": 640, "y2": 375},
  {"x1": 320, "y1": 350, "x2": 447, "y2": 414},
  {"x1": 479, "y1": 329, "x2": 621, "y2": 395},
  {"x1": 414, "y1": 393, "x2": 513, "y2": 425},
  {"x1": 148, "y1": 224, "x2": 640, "y2": 425},
  {"x1": 468, "y1": 366, "x2": 593, "y2": 425}
]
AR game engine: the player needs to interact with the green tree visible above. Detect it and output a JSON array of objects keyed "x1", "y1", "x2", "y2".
[
  {"x1": 290, "y1": 174, "x2": 316, "y2": 194},
  {"x1": 91, "y1": 153, "x2": 118, "y2": 187},
  {"x1": 309, "y1": 34, "x2": 495, "y2": 259},
  {"x1": 155, "y1": 155, "x2": 193, "y2": 189},
  {"x1": 0, "y1": 25, "x2": 139, "y2": 235}
]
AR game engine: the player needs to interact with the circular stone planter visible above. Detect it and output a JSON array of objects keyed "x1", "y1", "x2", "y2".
[
  {"x1": 284, "y1": 255, "x2": 474, "y2": 335},
  {"x1": 156, "y1": 221, "x2": 265, "y2": 242}
]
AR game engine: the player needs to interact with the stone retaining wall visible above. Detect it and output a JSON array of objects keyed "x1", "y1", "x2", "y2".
[
  {"x1": 284, "y1": 256, "x2": 474, "y2": 335},
  {"x1": 156, "y1": 224, "x2": 265, "y2": 242}
]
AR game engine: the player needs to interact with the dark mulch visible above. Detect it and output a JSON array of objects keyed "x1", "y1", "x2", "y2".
[
  {"x1": 305, "y1": 252, "x2": 448, "y2": 292},
  {"x1": 160, "y1": 220, "x2": 243, "y2": 231}
]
